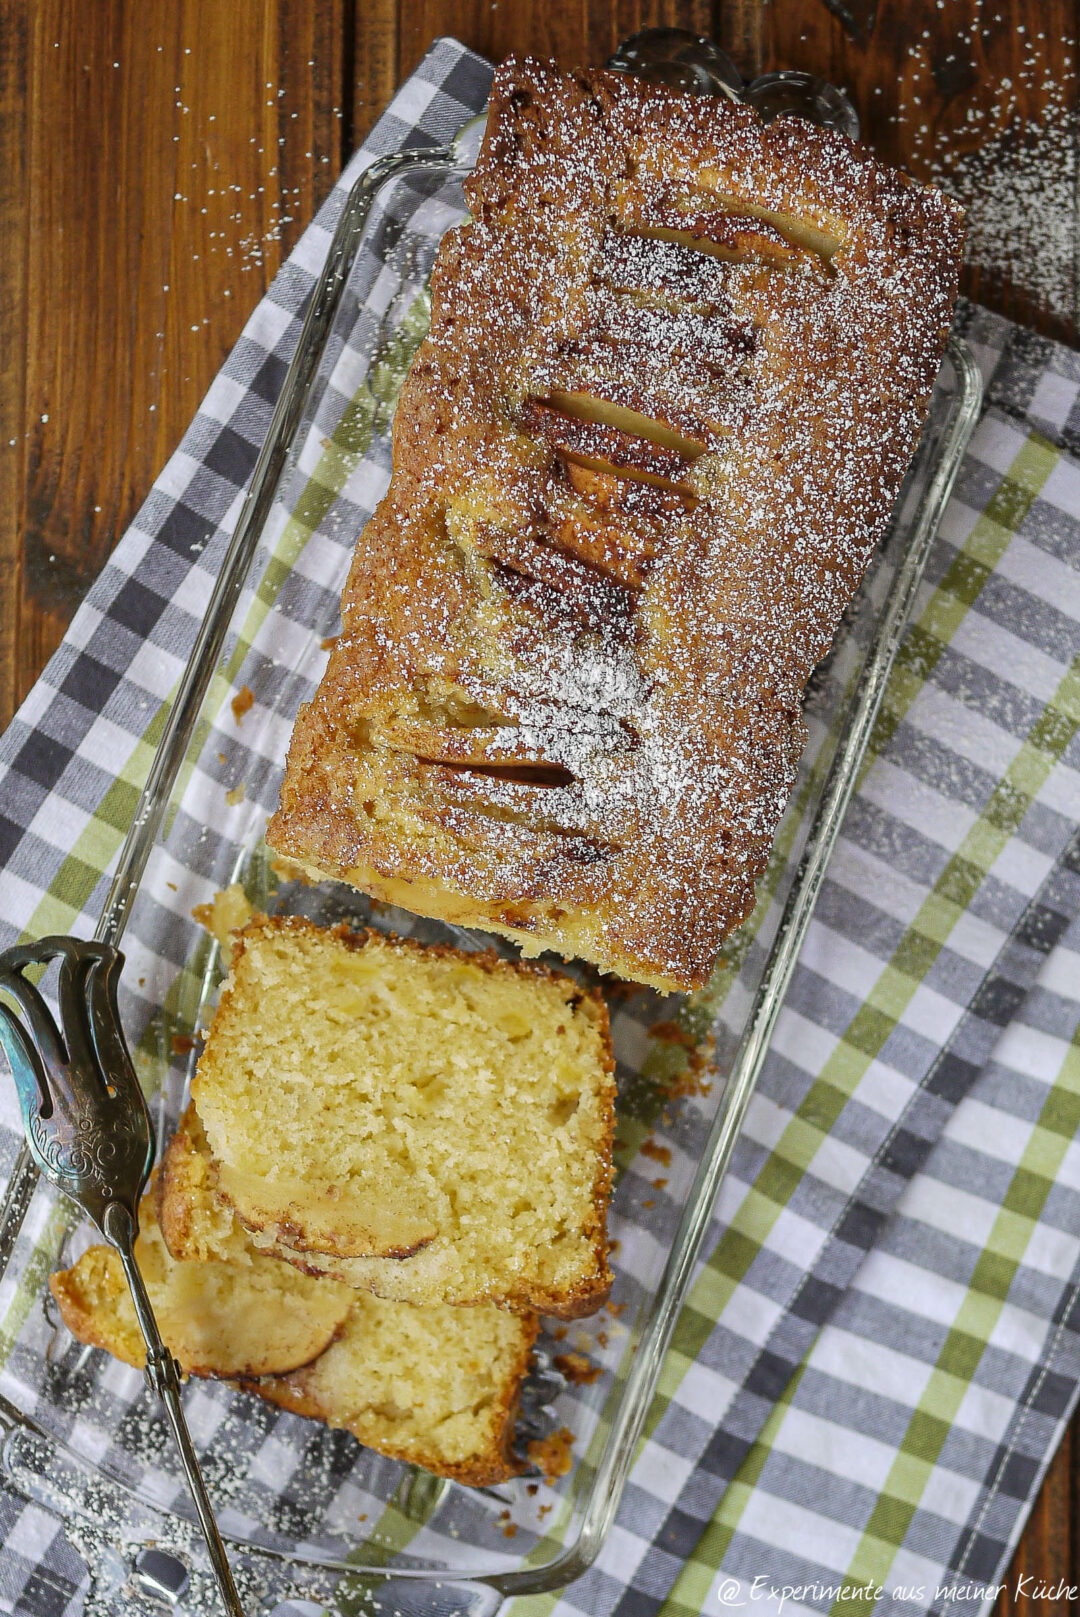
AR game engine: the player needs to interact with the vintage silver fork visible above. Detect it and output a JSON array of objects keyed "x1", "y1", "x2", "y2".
[{"x1": 0, "y1": 935, "x2": 245, "y2": 1617}]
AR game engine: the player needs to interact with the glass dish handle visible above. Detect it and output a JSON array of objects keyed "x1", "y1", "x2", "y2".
[
  {"x1": 1, "y1": 1415, "x2": 217, "y2": 1615},
  {"x1": 0, "y1": 1404, "x2": 506, "y2": 1616}
]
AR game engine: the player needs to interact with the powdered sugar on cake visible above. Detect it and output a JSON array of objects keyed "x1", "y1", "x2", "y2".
[{"x1": 266, "y1": 57, "x2": 964, "y2": 992}]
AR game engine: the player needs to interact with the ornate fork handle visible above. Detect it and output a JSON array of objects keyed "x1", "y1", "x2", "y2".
[
  {"x1": 0, "y1": 941, "x2": 151, "y2": 1226},
  {"x1": 0, "y1": 938, "x2": 245, "y2": 1617}
]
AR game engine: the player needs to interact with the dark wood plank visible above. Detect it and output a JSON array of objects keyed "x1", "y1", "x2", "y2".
[
  {"x1": 996, "y1": 1424, "x2": 1076, "y2": 1614},
  {"x1": 390, "y1": 0, "x2": 712, "y2": 89},
  {"x1": 352, "y1": 0, "x2": 399, "y2": 143},
  {"x1": 716, "y1": 0, "x2": 764, "y2": 80},
  {"x1": 0, "y1": 0, "x2": 347, "y2": 731},
  {"x1": 764, "y1": 0, "x2": 1080, "y2": 342},
  {"x1": 0, "y1": 3, "x2": 29, "y2": 729}
]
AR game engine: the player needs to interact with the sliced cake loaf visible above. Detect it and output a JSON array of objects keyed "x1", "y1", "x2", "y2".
[
  {"x1": 50, "y1": 1174, "x2": 354, "y2": 1380},
  {"x1": 159, "y1": 1108, "x2": 539, "y2": 1485},
  {"x1": 247, "y1": 1295, "x2": 537, "y2": 1487},
  {"x1": 187, "y1": 915, "x2": 615, "y2": 1317}
]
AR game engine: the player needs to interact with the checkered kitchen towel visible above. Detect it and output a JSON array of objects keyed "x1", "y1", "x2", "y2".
[{"x1": 0, "y1": 37, "x2": 1079, "y2": 1617}]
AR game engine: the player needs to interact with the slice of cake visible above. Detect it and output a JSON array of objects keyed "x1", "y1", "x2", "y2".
[
  {"x1": 185, "y1": 915, "x2": 615, "y2": 1317},
  {"x1": 162, "y1": 1111, "x2": 540, "y2": 1485},
  {"x1": 247, "y1": 1295, "x2": 537, "y2": 1487},
  {"x1": 266, "y1": 55, "x2": 963, "y2": 993},
  {"x1": 50, "y1": 1175, "x2": 354, "y2": 1380},
  {"x1": 56, "y1": 1138, "x2": 539, "y2": 1486}
]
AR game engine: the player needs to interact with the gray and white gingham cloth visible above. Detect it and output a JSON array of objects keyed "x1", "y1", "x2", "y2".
[{"x1": 0, "y1": 39, "x2": 1079, "y2": 1617}]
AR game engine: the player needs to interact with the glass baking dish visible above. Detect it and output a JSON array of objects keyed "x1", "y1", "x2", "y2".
[{"x1": 0, "y1": 118, "x2": 981, "y2": 1616}]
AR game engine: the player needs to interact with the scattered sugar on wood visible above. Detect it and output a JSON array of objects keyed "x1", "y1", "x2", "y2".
[{"x1": 894, "y1": 30, "x2": 1076, "y2": 325}]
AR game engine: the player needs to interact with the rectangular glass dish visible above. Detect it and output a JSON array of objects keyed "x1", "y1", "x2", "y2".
[{"x1": 0, "y1": 125, "x2": 982, "y2": 1616}]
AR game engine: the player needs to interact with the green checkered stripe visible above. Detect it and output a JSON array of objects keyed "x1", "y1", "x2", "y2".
[
  {"x1": 0, "y1": 40, "x2": 1079, "y2": 1617},
  {"x1": 646, "y1": 891, "x2": 1080, "y2": 1617}
]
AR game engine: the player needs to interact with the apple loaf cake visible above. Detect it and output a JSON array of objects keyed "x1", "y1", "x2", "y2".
[
  {"x1": 266, "y1": 56, "x2": 963, "y2": 992},
  {"x1": 184, "y1": 915, "x2": 615, "y2": 1317}
]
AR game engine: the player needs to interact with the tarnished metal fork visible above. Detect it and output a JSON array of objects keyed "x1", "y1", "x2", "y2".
[{"x1": 0, "y1": 935, "x2": 245, "y2": 1617}]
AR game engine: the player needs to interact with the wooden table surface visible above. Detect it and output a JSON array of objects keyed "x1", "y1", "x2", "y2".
[{"x1": 1, "y1": 2, "x2": 1077, "y2": 1609}]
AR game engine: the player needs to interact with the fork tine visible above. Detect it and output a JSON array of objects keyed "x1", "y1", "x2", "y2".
[
  {"x1": 0, "y1": 1006, "x2": 51, "y2": 1132},
  {"x1": 0, "y1": 941, "x2": 141, "y2": 1172},
  {"x1": 85, "y1": 947, "x2": 145, "y2": 1111},
  {"x1": 0, "y1": 966, "x2": 68, "y2": 1082},
  {"x1": 52, "y1": 946, "x2": 105, "y2": 1095},
  {"x1": 0, "y1": 939, "x2": 114, "y2": 1118}
]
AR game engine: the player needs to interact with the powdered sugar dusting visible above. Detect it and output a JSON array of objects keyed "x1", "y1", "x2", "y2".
[
  {"x1": 895, "y1": 32, "x2": 1076, "y2": 326},
  {"x1": 268, "y1": 58, "x2": 963, "y2": 991}
]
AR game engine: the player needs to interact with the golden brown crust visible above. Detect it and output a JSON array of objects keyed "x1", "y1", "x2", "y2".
[
  {"x1": 49, "y1": 1259, "x2": 141, "y2": 1366},
  {"x1": 158, "y1": 1108, "x2": 219, "y2": 1262},
  {"x1": 268, "y1": 56, "x2": 963, "y2": 992}
]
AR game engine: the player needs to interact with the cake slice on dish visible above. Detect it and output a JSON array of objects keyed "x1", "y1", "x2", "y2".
[
  {"x1": 180, "y1": 914, "x2": 615, "y2": 1318},
  {"x1": 53, "y1": 1136, "x2": 539, "y2": 1486}
]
